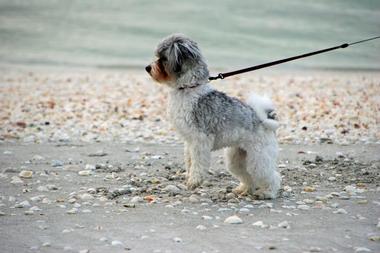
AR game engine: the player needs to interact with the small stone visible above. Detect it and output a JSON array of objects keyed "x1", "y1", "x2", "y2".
[
  {"x1": 42, "y1": 242, "x2": 51, "y2": 247},
  {"x1": 88, "y1": 150, "x2": 108, "y2": 157},
  {"x1": 309, "y1": 247, "x2": 322, "y2": 252},
  {"x1": 37, "y1": 185, "x2": 49, "y2": 192},
  {"x1": 304, "y1": 186, "x2": 316, "y2": 192},
  {"x1": 202, "y1": 215, "x2": 213, "y2": 220},
  {"x1": 10, "y1": 176, "x2": 23, "y2": 184},
  {"x1": 355, "y1": 247, "x2": 371, "y2": 252},
  {"x1": 196, "y1": 225, "x2": 207, "y2": 230},
  {"x1": 79, "y1": 193, "x2": 94, "y2": 201},
  {"x1": 278, "y1": 221, "x2": 290, "y2": 229},
  {"x1": 0, "y1": 211, "x2": 6, "y2": 216},
  {"x1": 19, "y1": 170, "x2": 33, "y2": 178},
  {"x1": 66, "y1": 208, "x2": 78, "y2": 214},
  {"x1": 163, "y1": 185, "x2": 180, "y2": 194},
  {"x1": 357, "y1": 200, "x2": 368, "y2": 204},
  {"x1": 32, "y1": 155, "x2": 45, "y2": 161},
  {"x1": 130, "y1": 196, "x2": 143, "y2": 203},
  {"x1": 24, "y1": 210, "x2": 34, "y2": 215},
  {"x1": 173, "y1": 237, "x2": 182, "y2": 243},
  {"x1": 30, "y1": 206, "x2": 41, "y2": 211},
  {"x1": 328, "y1": 177, "x2": 336, "y2": 181},
  {"x1": 85, "y1": 164, "x2": 96, "y2": 170},
  {"x1": 297, "y1": 205, "x2": 310, "y2": 210},
  {"x1": 224, "y1": 215, "x2": 243, "y2": 224},
  {"x1": 15, "y1": 200, "x2": 31, "y2": 208},
  {"x1": 111, "y1": 240, "x2": 124, "y2": 247},
  {"x1": 189, "y1": 195, "x2": 199, "y2": 203},
  {"x1": 252, "y1": 221, "x2": 267, "y2": 229},
  {"x1": 368, "y1": 235, "x2": 380, "y2": 241},
  {"x1": 51, "y1": 160, "x2": 64, "y2": 167},
  {"x1": 78, "y1": 170, "x2": 92, "y2": 176},
  {"x1": 79, "y1": 250, "x2": 89, "y2": 253},
  {"x1": 333, "y1": 208, "x2": 348, "y2": 214}
]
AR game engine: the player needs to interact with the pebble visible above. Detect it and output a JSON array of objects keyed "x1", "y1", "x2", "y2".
[
  {"x1": 0, "y1": 211, "x2": 5, "y2": 216},
  {"x1": 51, "y1": 160, "x2": 64, "y2": 167},
  {"x1": 224, "y1": 215, "x2": 243, "y2": 224},
  {"x1": 297, "y1": 205, "x2": 310, "y2": 210},
  {"x1": 15, "y1": 200, "x2": 31, "y2": 208},
  {"x1": 304, "y1": 186, "x2": 316, "y2": 192},
  {"x1": 66, "y1": 208, "x2": 78, "y2": 214},
  {"x1": 355, "y1": 247, "x2": 371, "y2": 252},
  {"x1": 79, "y1": 250, "x2": 90, "y2": 253},
  {"x1": 328, "y1": 176, "x2": 336, "y2": 181},
  {"x1": 10, "y1": 176, "x2": 23, "y2": 184},
  {"x1": 19, "y1": 170, "x2": 33, "y2": 178},
  {"x1": 163, "y1": 185, "x2": 180, "y2": 194},
  {"x1": 278, "y1": 221, "x2": 290, "y2": 229},
  {"x1": 79, "y1": 193, "x2": 94, "y2": 201},
  {"x1": 37, "y1": 185, "x2": 49, "y2": 192},
  {"x1": 111, "y1": 240, "x2": 124, "y2": 247},
  {"x1": 130, "y1": 196, "x2": 144, "y2": 203},
  {"x1": 202, "y1": 215, "x2": 213, "y2": 220},
  {"x1": 173, "y1": 237, "x2": 183, "y2": 243},
  {"x1": 196, "y1": 225, "x2": 207, "y2": 230},
  {"x1": 368, "y1": 235, "x2": 380, "y2": 241},
  {"x1": 309, "y1": 247, "x2": 322, "y2": 252},
  {"x1": 189, "y1": 195, "x2": 199, "y2": 203},
  {"x1": 24, "y1": 210, "x2": 34, "y2": 215},
  {"x1": 252, "y1": 221, "x2": 268, "y2": 228},
  {"x1": 333, "y1": 208, "x2": 348, "y2": 214},
  {"x1": 78, "y1": 170, "x2": 92, "y2": 176}
]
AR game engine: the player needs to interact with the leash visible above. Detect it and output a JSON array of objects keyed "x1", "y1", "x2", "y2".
[{"x1": 208, "y1": 36, "x2": 380, "y2": 81}]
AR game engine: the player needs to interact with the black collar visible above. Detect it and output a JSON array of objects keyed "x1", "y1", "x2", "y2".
[{"x1": 178, "y1": 83, "x2": 202, "y2": 90}]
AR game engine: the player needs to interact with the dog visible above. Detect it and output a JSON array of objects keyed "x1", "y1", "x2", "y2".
[{"x1": 146, "y1": 34, "x2": 281, "y2": 199}]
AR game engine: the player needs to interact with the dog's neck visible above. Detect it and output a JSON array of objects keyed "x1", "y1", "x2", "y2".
[{"x1": 177, "y1": 83, "x2": 204, "y2": 90}]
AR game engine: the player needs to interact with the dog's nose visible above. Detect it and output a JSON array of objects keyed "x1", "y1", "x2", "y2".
[{"x1": 145, "y1": 65, "x2": 152, "y2": 73}]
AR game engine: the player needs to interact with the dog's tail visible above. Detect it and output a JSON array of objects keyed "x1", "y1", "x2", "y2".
[{"x1": 247, "y1": 93, "x2": 279, "y2": 131}]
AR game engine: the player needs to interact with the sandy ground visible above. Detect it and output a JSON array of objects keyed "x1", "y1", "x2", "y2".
[
  {"x1": 0, "y1": 142, "x2": 379, "y2": 253},
  {"x1": 0, "y1": 69, "x2": 379, "y2": 253}
]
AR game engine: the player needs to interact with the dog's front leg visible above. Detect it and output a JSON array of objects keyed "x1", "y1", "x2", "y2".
[{"x1": 186, "y1": 139, "x2": 211, "y2": 190}]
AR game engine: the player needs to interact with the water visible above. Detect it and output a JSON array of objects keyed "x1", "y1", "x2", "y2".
[{"x1": 0, "y1": 0, "x2": 379, "y2": 71}]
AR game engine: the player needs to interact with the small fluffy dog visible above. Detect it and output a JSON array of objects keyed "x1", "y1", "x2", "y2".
[{"x1": 146, "y1": 34, "x2": 281, "y2": 199}]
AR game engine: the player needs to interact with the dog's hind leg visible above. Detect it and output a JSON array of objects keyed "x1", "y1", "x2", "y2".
[
  {"x1": 225, "y1": 147, "x2": 253, "y2": 195},
  {"x1": 245, "y1": 140, "x2": 281, "y2": 199}
]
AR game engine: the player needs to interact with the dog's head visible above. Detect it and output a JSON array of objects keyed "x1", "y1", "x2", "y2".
[{"x1": 146, "y1": 34, "x2": 209, "y2": 89}]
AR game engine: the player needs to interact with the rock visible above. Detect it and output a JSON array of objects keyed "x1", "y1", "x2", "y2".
[
  {"x1": 0, "y1": 211, "x2": 6, "y2": 216},
  {"x1": 111, "y1": 240, "x2": 124, "y2": 247},
  {"x1": 333, "y1": 208, "x2": 348, "y2": 214},
  {"x1": 309, "y1": 247, "x2": 322, "y2": 252},
  {"x1": 41, "y1": 242, "x2": 51, "y2": 247},
  {"x1": 196, "y1": 225, "x2": 207, "y2": 230},
  {"x1": 51, "y1": 160, "x2": 64, "y2": 167},
  {"x1": 19, "y1": 170, "x2": 33, "y2": 178},
  {"x1": 15, "y1": 200, "x2": 31, "y2": 208},
  {"x1": 79, "y1": 250, "x2": 90, "y2": 253},
  {"x1": 163, "y1": 185, "x2": 180, "y2": 194},
  {"x1": 278, "y1": 221, "x2": 290, "y2": 229},
  {"x1": 173, "y1": 237, "x2": 182, "y2": 243},
  {"x1": 189, "y1": 194, "x2": 199, "y2": 203},
  {"x1": 304, "y1": 186, "x2": 316, "y2": 192},
  {"x1": 79, "y1": 193, "x2": 94, "y2": 201},
  {"x1": 37, "y1": 185, "x2": 49, "y2": 192},
  {"x1": 368, "y1": 235, "x2": 380, "y2": 241},
  {"x1": 328, "y1": 176, "x2": 336, "y2": 181},
  {"x1": 78, "y1": 170, "x2": 92, "y2": 176},
  {"x1": 202, "y1": 215, "x2": 213, "y2": 220},
  {"x1": 224, "y1": 215, "x2": 243, "y2": 224},
  {"x1": 24, "y1": 210, "x2": 34, "y2": 215},
  {"x1": 297, "y1": 205, "x2": 310, "y2": 210},
  {"x1": 30, "y1": 206, "x2": 41, "y2": 211},
  {"x1": 85, "y1": 164, "x2": 96, "y2": 170},
  {"x1": 354, "y1": 247, "x2": 371, "y2": 252},
  {"x1": 252, "y1": 221, "x2": 268, "y2": 228},
  {"x1": 10, "y1": 176, "x2": 23, "y2": 184},
  {"x1": 32, "y1": 155, "x2": 45, "y2": 161},
  {"x1": 66, "y1": 208, "x2": 78, "y2": 214},
  {"x1": 88, "y1": 150, "x2": 108, "y2": 157},
  {"x1": 130, "y1": 196, "x2": 143, "y2": 203}
]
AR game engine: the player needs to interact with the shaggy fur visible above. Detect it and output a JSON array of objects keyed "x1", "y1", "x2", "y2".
[{"x1": 146, "y1": 34, "x2": 281, "y2": 199}]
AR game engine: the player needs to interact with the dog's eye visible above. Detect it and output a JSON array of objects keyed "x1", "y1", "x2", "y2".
[{"x1": 160, "y1": 57, "x2": 167, "y2": 62}]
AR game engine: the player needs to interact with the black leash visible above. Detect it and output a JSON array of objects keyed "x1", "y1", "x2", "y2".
[{"x1": 209, "y1": 36, "x2": 380, "y2": 81}]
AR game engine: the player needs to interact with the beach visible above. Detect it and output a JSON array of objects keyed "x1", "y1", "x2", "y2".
[{"x1": 0, "y1": 69, "x2": 379, "y2": 252}]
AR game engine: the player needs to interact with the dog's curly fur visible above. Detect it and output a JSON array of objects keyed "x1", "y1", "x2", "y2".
[{"x1": 146, "y1": 34, "x2": 281, "y2": 199}]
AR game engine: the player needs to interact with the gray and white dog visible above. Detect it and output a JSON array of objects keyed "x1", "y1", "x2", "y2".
[{"x1": 146, "y1": 34, "x2": 281, "y2": 199}]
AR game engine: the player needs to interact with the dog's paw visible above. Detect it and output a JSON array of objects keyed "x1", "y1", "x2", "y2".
[
  {"x1": 186, "y1": 176, "x2": 203, "y2": 190},
  {"x1": 252, "y1": 189, "x2": 277, "y2": 200},
  {"x1": 233, "y1": 184, "x2": 251, "y2": 196}
]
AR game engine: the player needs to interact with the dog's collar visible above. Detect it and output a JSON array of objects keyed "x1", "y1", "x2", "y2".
[{"x1": 178, "y1": 83, "x2": 203, "y2": 90}]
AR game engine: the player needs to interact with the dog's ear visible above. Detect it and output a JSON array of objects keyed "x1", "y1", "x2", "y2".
[{"x1": 169, "y1": 40, "x2": 200, "y2": 73}]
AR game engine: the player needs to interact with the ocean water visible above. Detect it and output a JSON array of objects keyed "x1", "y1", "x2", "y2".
[{"x1": 0, "y1": 0, "x2": 379, "y2": 71}]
